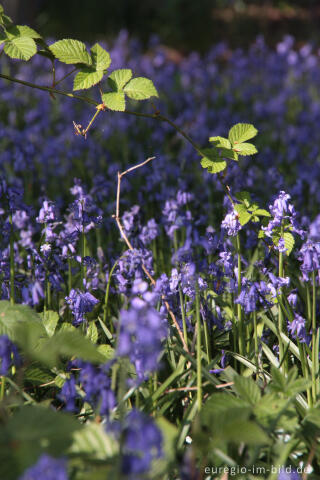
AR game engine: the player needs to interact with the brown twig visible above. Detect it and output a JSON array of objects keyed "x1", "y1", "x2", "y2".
[
  {"x1": 302, "y1": 439, "x2": 316, "y2": 480},
  {"x1": 113, "y1": 157, "x2": 190, "y2": 353}
]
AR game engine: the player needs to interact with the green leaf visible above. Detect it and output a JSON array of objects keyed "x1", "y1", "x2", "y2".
[
  {"x1": 108, "y1": 69, "x2": 132, "y2": 91},
  {"x1": 49, "y1": 39, "x2": 92, "y2": 65},
  {"x1": 124, "y1": 77, "x2": 158, "y2": 100},
  {"x1": 90, "y1": 43, "x2": 111, "y2": 71},
  {"x1": 4, "y1": 36, "x2": 37, "y2": 60},
  {"x1": 254, "y1": 208, "x2": 271, "y2": 217},
  {"x1": 219, "y1": 147, "x2": 238, "y2": 161},
  {"x1": 0, "y1": 301, "x2": 46, "y2": 340},
  {"x1": 25, "y1": 365, "x2": 54, "y2": 385},
  {"x1": 232, "y1": 142, "x2": 258, "y2": 156},
  {"x1": 233, "y1": 376, "x2": 261, "y2": 406},
  {"x1": 5, "y1": 25, "x2": 41, "y2": 40},
  {"x1": 97, "y1": 344, "x2": 115, "y2": 360},
  {"x1": 234, "y1": 204, "x2": 252, "y2": 226},
  {"x1": 228, "y1": 123, "x2": 258, "y2": 145},
  {"x1": 209, "y1": 136, "x2": 231, "y2": 149},
  {"x1": 102, "y1": 91, "x2": 126, "y2": 112},
  {"x1": 200, "y1": 157, "x2": 227, "y2": 174},
  {"x1": 73, "y1": 68, "x2": 103, "y2": 91},
  {"x1": 283, "y1": 231, "x2": 295, "y2": 256},
  {"x1": 235, "y1": 191, "x2": 251, "y2": 204},
  {"x1": 40, "y1": 310, "x2": 59, "y2": 337},
  {"x1": 86, "y1": 321, "x2": 98, "y2": 344},
  {"x1": 0, "y1": 406, "x2": 82, "y2": 480},
  {"x1": 70, "y1": 422, "x2": 118, "y2": 459},
  {"x1": 37, "y1": 329, "x2": 106, "y2": 367}
]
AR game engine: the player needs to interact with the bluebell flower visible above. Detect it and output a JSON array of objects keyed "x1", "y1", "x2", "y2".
[
  {"x1": 0, "y1": 335, "x2": 20, "y2": 375},
  {"x1": 18, "y1": 454, "x2": 68, "y2": 480},
  {"x1": 122, "y1": 409, "x2": 163, "y2": 477},
  {"x1": 117, "y1": 298, "x2": 167, "y2": 382},
  {"x1": 287, "y1": 314, "x2": 310, "y2": 344},
  {"x1": 221, "y1": 209, "x2": 242, "y2": 236},
  {"x1": 278, "y1": 468, "x2": 301, "y2": 480},
  {"x1": 65, "y1": 289, "x2": 99, "y2": 326},
  {"x1": 298, "y1": 240, "x2": 320, "y2": 279}
]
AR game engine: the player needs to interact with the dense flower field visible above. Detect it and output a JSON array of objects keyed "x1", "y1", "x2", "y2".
[{"x1": 1, "y1": 12, "x2": 320, "y2": 479}]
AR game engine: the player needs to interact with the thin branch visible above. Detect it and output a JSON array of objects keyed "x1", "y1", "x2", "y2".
[
  {"x1": 0, "y1": 73, "x2": 98, "y2": 106},
  {"x1": 54, "y1": 67, "x2": 78, "y2": 87},
  {"x1": 113, "y1": 157, "x2": 190, "y2": 353}
]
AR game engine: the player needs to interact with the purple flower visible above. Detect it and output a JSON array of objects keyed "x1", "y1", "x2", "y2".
[
  {"x1": 139, "y1": 218, "x2": 159, "y2": 246},
  {"x1": 122, "y1": 409, "x2": 163, "y2": 477},
  {"x1": 298, "y1": 240, "x2": 320, "y2": 278},
  {"x1": 263, "y1": 191, "x2": 304, "y2": 242},
  {"x1": 221, "y1": 209, "x2": 242, "y2": 236},
  {"x1": 117, "y1": 298, "x2": 167, "y2": 382},
  {"x1": 18, "y1": 454, "x2": 68, "y2": 480},
  {"x1": 287, "y1": 314, "x2": 310, "y2": 344},
  {"x1": 65, "y1": 289, "x2": 99, "y2": 326},
  {"x1": 278, "y1": 468, "x2": 301, "y2": 480},
  {"x1": 58, "y1": 376, "x2": 77, "y2": 412},
  {"x1": 0, "y1": 335, "x2": 20, "y2": 375}
]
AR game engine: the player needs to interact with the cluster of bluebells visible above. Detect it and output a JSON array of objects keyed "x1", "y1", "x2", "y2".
[
  {"x1": 0, "y1": 335, "x2": 20, "y2": 375},
  {"x1": 18, "y1": 454, "x2": 68, "y2": 480},
  {"x1": 122, "y1": 409, "x2": 163, "y2": 477},
  {"x1": 58, "y1": 360, "x2": 116, "y2": 417},
  {"x1": 3, "y1": 31, "x2": 320, "y2": 479},
  {"x1": 117, "y1": 279, "x2": 167, "y2": 383}
]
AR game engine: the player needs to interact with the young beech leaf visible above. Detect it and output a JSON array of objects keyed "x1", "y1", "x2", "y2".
[
  {"x1": 209, "y1": 136, "x2": 231, "y2": 149},
  {"x1": 108, "y1": 69, "x2": 133, "y2": 91},
  {"x1": 124, "y1": 77, "x2": 158, "y2": 100},
  {"x1": 232, "y1": 142, "x2": 258, "y2": 156},
  {"x1": 90, "y1": 43, "x2": 111, "y2": 71},
  {"x1": 254, "y1": 209, "x2": 271, "y2": 217},
  {"x1": 102, "y1": 91, "x2": 126, "y2": 111},
  {"x1": 234, "y1": 203, "x2": 252, "y2": 225},
  {"x1": 4, "y1": 36, "x2": 36, "y2": 61},
  {"x1": 235, "y1": 191, "x2": 251, "y2": 204},
  {"x1": 283, "y1": 232, "x2": 295, "y2": 256},
  {"x1": 49, "y1": 39, "x2": 92, "y2": 65},
  {"x1": 228, "y1": 123, "x2": 258, "y2": 145},
  {"x1": 73, "y1": 68, "x2": 103, "y2": 91},
  {"x1": 5, "y1": 25, "x2": 42, "y2": 40},
  {"x1": 200, "y1": 149, "x2": 227, "y2": 174}
]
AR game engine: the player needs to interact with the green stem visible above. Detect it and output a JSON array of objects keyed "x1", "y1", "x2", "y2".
[
  {"x1": 278, "y1": 226, "x2": 285, "y2": 372},
  {"x1": 179, "y1": 288, "x2": 188, "y2": 348},
  {"x1": 298, "y1": 342, "x2": 312, "y2": 407},
  {"x1": 236, "y1": 234, "x2": 245, "y2": 358},
  {"x1": 195, "y1": 283, "x2": 202, "y2": 411},
  {"x1": 68, "y1": 257, "x2": 72, "y2": 294},
  {"x1": 0, "y1": 73, "x2": 98, "y2": 105},
  {"x1": 253, "y1": 310, "x2": 259, "y2": 375},
  {"x1": 103, "y1": 259, "x2": 119, "y2": 327},
  {"x1": 0, "y1": 376, "x2": 5, "y2": 401},
  {"x1": 312, "y1": 271, "x2": 317, "y2": 404},
  {"x1": 9, "y1": 213, "x2": 14, "y2": 304}
]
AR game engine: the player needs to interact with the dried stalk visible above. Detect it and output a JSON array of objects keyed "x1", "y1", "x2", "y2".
[{"x1": 113, "y1": 156, "x2": 190, "y2": 353}]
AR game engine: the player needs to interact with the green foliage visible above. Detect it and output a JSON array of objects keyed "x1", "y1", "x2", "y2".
[
  {"x1": 4, "y1": 36, "x2": 37, "y2": 61},
  {"x1": 0, "y1": 406, "x2": 82, "y2": 479},
  {"x1": 40, "y1": 310, "x2": 59, "y2": 337},
  {"x1": 108, "y1": 69, "x2": 133, "y2": 90},
  {"x1": 73, "y1": 68, "x2": 103, "y2": 91},
  {"x1": 123, "y1": 77, "x2": 159, "y2": 100},
  {"x1": 90, "y1": 43, "x2": 111, "y2": 71},
  {"x1": 102, "y1": 91, "x2": 126, "y2": 111},
  {"x1": 49, "y1": 39, "x2": 92, "y2": 65},
  {"x1": 228, "y1": 123, "x2": 258, "y2": 145},
  {"x1": 200, "y1": 148, "x2": 227, "y2": 173}
]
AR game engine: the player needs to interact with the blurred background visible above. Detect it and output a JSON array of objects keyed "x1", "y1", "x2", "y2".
[{"x1": 2, "y1": 0, "x2": 320, "y2": 52}]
